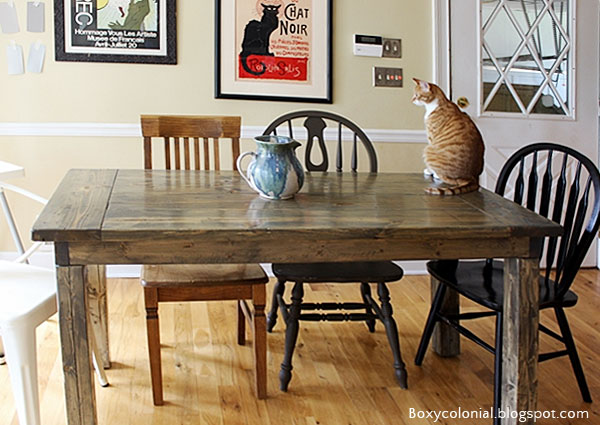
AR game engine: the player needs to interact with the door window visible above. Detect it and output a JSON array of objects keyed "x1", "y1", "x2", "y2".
[{"x1": 481, "y1": 0, "x2": 573, "y2": 116}]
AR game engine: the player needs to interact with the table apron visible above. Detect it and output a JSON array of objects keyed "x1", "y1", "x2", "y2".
[{"x1": 56, "y1": 236, "x2": 535, "y2": 266}]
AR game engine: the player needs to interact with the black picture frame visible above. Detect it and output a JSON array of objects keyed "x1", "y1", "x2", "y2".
[
  {"x1": 54, "y1": 0, "x2": 176, "y2": 64},
  {"x1": 215, "y1": 0, "x2": 332, "y2": 103}
]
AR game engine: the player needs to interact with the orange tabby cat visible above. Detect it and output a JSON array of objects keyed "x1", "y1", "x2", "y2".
[{"x1": 412, "y1": 78, "x2": 485, "y2": 195}]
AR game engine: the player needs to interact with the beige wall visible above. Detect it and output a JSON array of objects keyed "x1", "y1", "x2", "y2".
[{"x1": 0, "y1": 0, "x2": 432, "y2": 250}]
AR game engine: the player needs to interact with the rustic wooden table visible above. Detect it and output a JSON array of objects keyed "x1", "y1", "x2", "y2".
[{"x1": 32, "y1": 170, "x2": 561, "y2": 425}]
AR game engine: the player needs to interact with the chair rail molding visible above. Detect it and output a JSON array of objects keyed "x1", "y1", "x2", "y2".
[{"x1": 0, "y1": 122, "x2": 427, "y2": 144}]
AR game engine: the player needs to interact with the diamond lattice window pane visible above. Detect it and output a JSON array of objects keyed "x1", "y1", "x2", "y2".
[
  {"x1": 480, "y1": 0, "x2": 572, "y2": 116},
  {"x1": 511, "y1": 0, "x2": 548, "y2": 35},
  {"x1": 485, "y1": 44, "x2": 544, "y2": 113},
  {"x1": 482, "y1": 0, "x2": 502, "y2": 28},
  {"x1": 483, "y1": 4, "x2": 523, "y2": 73}
]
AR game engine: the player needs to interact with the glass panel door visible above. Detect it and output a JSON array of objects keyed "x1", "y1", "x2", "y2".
[{"x1": 481, "y1": 0, "x2": 573, "y2": 116}]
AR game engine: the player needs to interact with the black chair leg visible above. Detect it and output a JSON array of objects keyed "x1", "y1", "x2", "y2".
[
  {"x1": 360, "y1": 282, "x2": 376, "y2": 333},
  {"x1": 415, "y1": 283, "x2": 448, "y2": 366},
  {"x1": 377, "y1": 282, "x2": 408, "y2": 389},
  {"x1": 267, "y1": 278, "x2": 286, "y2": 333},
  {"x1": 554, "y1": 307, "x2": 592, "y2": 402},
  {"x1": 493, "y1": 312, "x2": 503, "y2": 425},
  {"x1": 279, "y1": 281, "x2": 304, "y2": 392}
]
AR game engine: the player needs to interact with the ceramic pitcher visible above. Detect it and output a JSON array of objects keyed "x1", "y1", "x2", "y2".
[{"x1": 237, "y1": 135, "x2": 305, "y2": 200}]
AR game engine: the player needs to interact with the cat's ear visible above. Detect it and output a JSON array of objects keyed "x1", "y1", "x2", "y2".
[{"x1": 413, "y1": 78, "x2": 430, "y2": 92}]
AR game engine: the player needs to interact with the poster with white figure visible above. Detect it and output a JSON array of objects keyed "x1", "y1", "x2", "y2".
[{"x1": 55, "y1": 0, "x2": 176, "y2": 64}]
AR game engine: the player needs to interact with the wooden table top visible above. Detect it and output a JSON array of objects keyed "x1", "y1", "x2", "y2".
[{"x1": 31, "y1": 169, "x2": 562, "y2": 264}]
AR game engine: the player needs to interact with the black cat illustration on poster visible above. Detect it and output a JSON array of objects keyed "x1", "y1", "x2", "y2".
[{"x1": 239, "y1": 4, "x2": 281, "y2": 76}]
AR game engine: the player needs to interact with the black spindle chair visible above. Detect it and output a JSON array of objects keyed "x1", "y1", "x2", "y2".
[
  {"x1": 262, "y1": 110, "x2": 407, "y2": 392},
  {"x1": 415, "y1": 143, "x2": 600, "y2": 422}
]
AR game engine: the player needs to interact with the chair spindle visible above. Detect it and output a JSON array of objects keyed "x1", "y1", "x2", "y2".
[
  {"x1": 164, "y1": 138, "x2": 171, "y2": 170},
  {"x1": 514, "y1": 158, "x2": 525, "y2": 204},
  {"x1": 555, "y1": 160, "x2": 582, "y2": 280},
  {"x1": 336, "y1": 123, "x2": 343, "y2": 172},
  {"x1": 213, "y1": 138, "x2": 220, "y2": 171},
  {"x1": 194, "y1": 138, "x2": 200, "y2": 170},
  {"x1": 526, "y1": 151, "x2": 539, "y2": 211},
  {"x1": 539, "y1": 150, "x2": 554, "y2": 218},
  {"x1": 183, "y1": 137, "x2": 191, "y2": 170},
  {"x1": 203, "y1": 138, "x2": 210, "y2": 170},
  {"x1": 174, "y1": 138, "x2": 181, "y2": 170},
  {"x1": 232, "y1": 138, "x2": 240, "y2": 171},
  {"x1": 351, "y1": 133, "x2": 358, "y2": 172}
]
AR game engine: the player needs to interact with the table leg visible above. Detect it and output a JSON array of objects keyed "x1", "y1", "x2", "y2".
[
  {"x1": 431, "y1": 275, "x2": 460, "y2": 357},
  {"x1": 57, "y1": 266, "x2": 98, "y2": 425},
  {"x1": 86, "y1": 265, "x2": 111, "y2": 368},
  {"x1": 252, "y1": 284, "x2": 267, "y2": 399},
  {"x1": 501, "y1": 257, "x2": 539, "y2": 425}
]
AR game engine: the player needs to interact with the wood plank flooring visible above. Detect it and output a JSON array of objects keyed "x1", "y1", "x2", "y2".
[{"x1": 1, "y1": 272, "x2": 599, "y2": 424}]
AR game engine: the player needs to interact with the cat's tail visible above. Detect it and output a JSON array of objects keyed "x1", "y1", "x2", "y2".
[
  {"x1": 241, "y1": 53, "x2": 266, "y2": 76},
  {"x1": 425, "y1": 179, "x2": 479, "y2": 196}
]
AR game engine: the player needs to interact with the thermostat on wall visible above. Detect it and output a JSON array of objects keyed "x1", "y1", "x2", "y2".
[{"x1": 353, "y1": 34, "x2": 383, "y2": 57}]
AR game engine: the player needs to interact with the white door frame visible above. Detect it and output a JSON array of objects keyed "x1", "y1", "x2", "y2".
[{"x1": 432, "y1": 0, "x2": 451, "y2": 93}]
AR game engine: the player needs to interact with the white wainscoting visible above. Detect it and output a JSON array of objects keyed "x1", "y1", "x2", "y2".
[
  {"x1": 0, "y1": 247, "x2": 428, "y2": 277},
  {"x1": 0, "y1": 122, "x2": 427, "y2": 144},
  {"x1": 0, "y1": 121, "x2": 428, "y2": 276}
]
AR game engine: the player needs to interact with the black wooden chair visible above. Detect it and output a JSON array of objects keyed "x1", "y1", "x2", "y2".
[
  {"x1": 415, "y1": 143, "x2": 600, "y2": 421},
  {"x1": 262, "y1": 110, "x2": 407, "y2": 391}
]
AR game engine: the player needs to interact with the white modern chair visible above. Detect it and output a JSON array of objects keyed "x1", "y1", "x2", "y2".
[{"x1": 0, "y1": 179, "x2": 107, "y2": 425}]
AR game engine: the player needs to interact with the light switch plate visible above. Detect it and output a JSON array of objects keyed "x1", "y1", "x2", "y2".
[
  {"x1": 382, "y1": 38, "x2": 402, "y2": 58},
  {"x1": 373, "y1": 67, "x2": 403, "y2": 87}
]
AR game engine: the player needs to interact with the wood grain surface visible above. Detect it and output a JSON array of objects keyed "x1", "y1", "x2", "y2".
[{"x1": 32, "y1": 170, "x2": 561, "y2": 246}]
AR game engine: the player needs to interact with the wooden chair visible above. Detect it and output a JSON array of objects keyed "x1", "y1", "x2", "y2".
[
  {"x1": 262, "y1": 110, "x2": 407, "y2": 391},
  {"x1": 140, "y1": 115, "x2": 268, "y2": 405},
  {"x1": 415, "y1": 143, "x2": 600, "y2": 422}
]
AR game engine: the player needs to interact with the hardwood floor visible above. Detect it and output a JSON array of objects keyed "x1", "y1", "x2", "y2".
[{"x1": 1, "y1": 272, "x2": 599, "y2": 424}]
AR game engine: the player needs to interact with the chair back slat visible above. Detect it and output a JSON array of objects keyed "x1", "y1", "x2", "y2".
[
  {"x1": 555, "y1": 162, "x2": 582, "y2": 279},
  {"x1": 203, "y1": 138, "x2": 210, "y2": 170},
  {"x1": 213, "y1": 138, "x2": 221, "y2": 171},
  {"x1": 566, "y1": 177, "x2": 591, "y2": 269},
  {"x1": 183, "y1": 138, "x2": 191, "y2": 170},
  {"x1": 173, "y1": 138, "x2": 181, "y2": 170},
  {"x1": 303, "y1": 116, "x2": 328, "y2": 171},
  {"x1": 164, "y1": 138, "x2": 171, "y2": 169},
  {"x1": 231, "y1": 138, "x2": 240, "y2": 171},
  {"x1": 193, "y1": 138, "x2": 201, "y2": 170},
  {"x1": 336, "y1": 123, "x2": 343, "y2": 172},
  {"x1": 538, "y1": 150, "x2": 553, "y2": 219},
  {"x1": 513, "y1": 158, "x2": 525, "y2": 204},
  {"x1": 143, "y1": 137, "x2": 153, "y2": 169},
  {"x1": 526, "y1": 151, "x2": 538, "y2": 211},
  {"x1": 262, "y1": 110, "x2": 377, "y2": 173},
  {"x1": 495, "y1": 143, "x2": 600, "y2": 298},
  {"x1": 351, "y1": 133, "x2": 358, "y2": 172},
  {"x1": 141, "y1": 115, "x2": 241, "y2": 171},
  {"x1": 543, "y1": 153, "x2": 569, "y2": 284}
]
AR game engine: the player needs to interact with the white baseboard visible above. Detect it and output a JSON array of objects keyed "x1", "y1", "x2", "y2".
[{"x1": 0, "y1": 249, "x2": 428, "y2": 277}]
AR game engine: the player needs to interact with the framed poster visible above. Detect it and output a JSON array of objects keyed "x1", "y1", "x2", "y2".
[
  {"x1": 215, "y1": 0, "x2": 332, "y2": 103},
  {"x1": 54, "y1": 0, "x2": 176, "y2": 64}
]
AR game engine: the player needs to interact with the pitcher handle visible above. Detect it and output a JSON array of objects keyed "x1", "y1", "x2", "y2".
[{"x1": 236, "y1": 151, "x2": 257, "y2": 191}]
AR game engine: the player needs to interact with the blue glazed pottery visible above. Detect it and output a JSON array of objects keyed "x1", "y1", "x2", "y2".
[{"x1": 237, "y1": 135, "x2": 305, "y2": 200}]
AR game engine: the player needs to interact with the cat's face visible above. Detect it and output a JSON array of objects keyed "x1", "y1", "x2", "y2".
[
  {"x1": 412, "y1": 78, "x2": 437, "y2": 106},
  {"x1": 261, "y1": 4, "x2": 281, "y2": 14}
]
